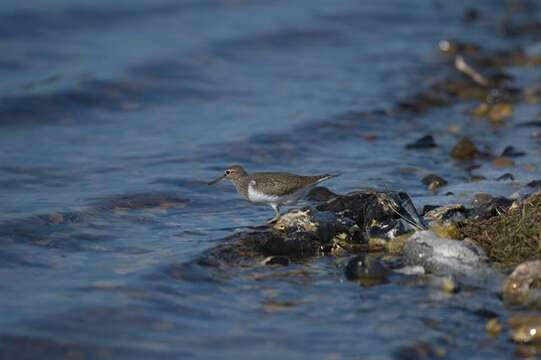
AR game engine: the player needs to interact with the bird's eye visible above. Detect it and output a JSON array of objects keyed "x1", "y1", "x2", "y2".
[{"x1": 225, "y1": 170, "x2": 231, "y2": 175}]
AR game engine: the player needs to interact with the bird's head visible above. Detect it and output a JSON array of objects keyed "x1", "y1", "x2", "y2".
[{"x1": 208, "y1": 165, "x2": 247, "y2": 185}]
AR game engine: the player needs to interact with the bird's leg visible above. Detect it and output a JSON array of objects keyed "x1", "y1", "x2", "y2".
[{"x1": 267, "y1": 204, "x2": 281, "y2": 224}]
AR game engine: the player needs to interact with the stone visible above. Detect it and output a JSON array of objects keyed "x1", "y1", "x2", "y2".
[
  {"x1": 451, "y1": 137, "x2": 478, "y2": 159},
  {"x1": 509, "y1": 315, "x2": 541, "y2": 344},
  {"x1": 501, "y1": 146, "x2": 525, "y2": 157},
  {"x1": 502, "y1": 260, "x2": 541, "y2": 309},
  {"x1": 344, "y1": 254, "x2": 390, "y2": 284},
  {"x1": 485, "y1": 318, "x2": 503, "y2": 337},
  {"x1": 403, "y1": 231, "x2": 490, "y2": 277},
  {"x1": 307, "y1": 186, "x2": 337, "y2": 202},
  {"x1": 405, "y1": 135, "x2": 437, "y2": 149},
  {"x1": 496, "y1": 173, "x2": 515, "y2": 181},
  {"x1": 422, "y1": 174, "x2": 448, "y2": 191}
]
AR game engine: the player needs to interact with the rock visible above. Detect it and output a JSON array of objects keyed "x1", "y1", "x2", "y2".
[
  {"x1": 403, "y1": 231, "x2": 490, "y2": 277},
  {"x1": 392, "y1": 341, "x2": 446, "y2": 360},
  {"x1": 469, "y1": 175, "x2": 486, "y2": 182},
  {"x1": 47, "y1": 212, "x2": 64, "y2": 225},
  {"x1": 472, "y1": 102, "x2": 513, "y2": 123},
  {"x1": 492, "y1": 157, "x2": 515, "y2": 168},
  {"x1": 405, "y1": 135, "x2": 437, "y2": 149},
  {"x1": 497, "y1": 173, "x2": 515, "y2": 181},
  {"x1": 509, "y1": 315, "x2": 541, "y2": 344},
  {"x1": 502, "y1": 260, "x2": 541, "y2": 309},
  {"x1": 317, "y1": 191, "x2": 426, "y2": 239},
  {"x1": 501, "y1": 146, "x2": 525, "y2": 157},
  {"x1": 527, "y1": 180, "x2": 541, "y2": 188},
  {"x1": 467, "y1": 195, "x2": 513, "y2": 220},
  {"x1": 262, "y1": 256, "x2": 289, "y2": 266},
  {"x1": 451, "y1": 137, "x2": 478, "y2": 159},
  {"x1": 430, "y1": 223, "x2": 461, "y2": 240},
  {"x1": 344, "y1": 254, "x2": 390, "y2": 285},
  {"x1": 307, "y1": 186, "x2": 337, "y2": 202},
  {"x1": 485, "y1": 318, "x2": 503, "y2": 337},
  {"x1": 422, "y1": 174, "x2": 448, "y2": 191},
  {"x1": 424, "y1": 204, "x2": 467, "y2": 224}
]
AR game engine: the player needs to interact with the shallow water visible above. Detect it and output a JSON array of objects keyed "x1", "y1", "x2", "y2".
[{"x1": 1, "y1": 0, "x2": 540, "y2": 358}]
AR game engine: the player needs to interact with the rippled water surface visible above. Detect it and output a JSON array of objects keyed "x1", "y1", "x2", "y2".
[{"x1": 1, "y1": 0, "x2": 540, "y2": 358}]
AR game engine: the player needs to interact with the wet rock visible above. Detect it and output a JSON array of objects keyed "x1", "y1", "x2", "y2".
[
  {"x1": 469, "y1": 175, "x2": 486, "y2": 182},
  {"x1": 273, "y1": 208, "x2": 346, "y2": 245},
  {"x1": 424, "y1": 204, "x2": 467, "y2": 224},
  {"x1": 451, "y1": 137, "x2": 478, "y2": 159},
  {"x1": 261, "y1": 231, "x2": 321, "y2": 257},
  {"x1": 527, "y1": 180, "x2": 541, "y2": 188},
  {"x1": 485, "y1": 318, "x2": 503, "y2": 337},
  {"x1": 492, "y1": 157, "x2": 515, "y2": 168},
  {"x1": 422, "y1": 174, "x2": 448, "y2": 191},
  {"x1": 403, "y1": 231, "x2": 490, "y2": 277},
  {"x1": 344, "y1": 254, "x2": 390, "y2": 285},
  {"x1": 307, "y1": 186, "x2": 337, "y2": 202},
  {"x1": 502, "y1": 260, "x2": 541, "y2": 309},
  {"x1": 472, "y1": 102, "x2": 513, "y2": 123},
  {"x1": 317, "y1": 191, "x2": 426, "y2": 239},
  {"x1": 467, "y1": 194, "x2": 513, "y2": 220},
  {"x1": 262, "y1": 256, "x2": 289, "y2": 266},
  {"x1": 501, "y1": 145, "x2": 525, "y2": 157},
  {"x1": 497, "y1": 173, "x2": 515, "y2": 181},
  {"x1": 47, "y1": 212, "x2": 64, "y2": 225},
  {"x1": 509, "y1": 315, "x2": 541, "y2": 344},
  {"x1": 392, "y1": 341, "x2": 446, "y2": 360},
  {"x1": 405, "y1": 135, "x2": 437, "y2": 149}
]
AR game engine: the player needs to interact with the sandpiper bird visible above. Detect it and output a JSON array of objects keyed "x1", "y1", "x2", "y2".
[{"x1": 208, "y1": 165, "x2": 339, "y2": 223}]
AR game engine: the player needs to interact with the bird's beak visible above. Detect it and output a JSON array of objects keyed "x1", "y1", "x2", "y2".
[{"x1": 208, "y1": 174, "x2": 226, "y2": 185}]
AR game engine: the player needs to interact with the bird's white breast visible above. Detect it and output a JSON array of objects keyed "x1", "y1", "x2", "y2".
[{"x1": 247, "y1": 181, "x2": 280, "y2": 204}]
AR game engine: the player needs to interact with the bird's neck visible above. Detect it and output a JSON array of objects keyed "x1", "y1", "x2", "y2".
[{"x1": 232, "y1": 176, "x2": 250, "y2": 199}]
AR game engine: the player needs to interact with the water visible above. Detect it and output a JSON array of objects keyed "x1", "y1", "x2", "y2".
[{"x1": 1, "y1": 0, "x2": 540, "y2": 358}]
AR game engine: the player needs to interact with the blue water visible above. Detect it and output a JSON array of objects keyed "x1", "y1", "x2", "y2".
[{"x1": 1, "y1": 0, "x2": 540, "y2": 358}]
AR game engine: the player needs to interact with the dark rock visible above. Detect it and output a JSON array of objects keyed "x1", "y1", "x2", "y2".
[
  {"x1": 467, "y1": 195, "x2": 513, "y2": 220},
  {"x1": 497, "y1": 173, "x2": 515, "y2": 181},
  {"x1": 262, "y1": 256, "x2": 289, "y2": 266},
  {"x1": 451, "y1": 137, "x2": 478, "y2": 159},
  {"x1": 344, "y1": 254, "x2": 390, "y2": 284},
  {"x1": 307, "y1": 186, "x2": 337, "y2": 202},
  {"x1": 261, "y1": 231, "x2": 321, "y2": 257},
  {"x1": 405, "y1": 135, "x2": 437, "y2": 149},
  {"x1": 422, "y1": 205, "x2": 441, "y2": 215},
  {"x1": 422, "y1": 174, "x2": 448, "y2": 191},
  {"x1": 501, "y1": 145, "x2": 525, "y2": 157},
  {"x1": 318, "y1": 191, "x2": 426, "y2": 239},
  {"x1": 527, "y1": 180, "x2": 541, "y2": 188}
]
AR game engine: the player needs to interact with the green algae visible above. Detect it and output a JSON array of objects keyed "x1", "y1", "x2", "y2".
[{"x1": 459, "y1": 193, "x2": 541, "y2": 267}]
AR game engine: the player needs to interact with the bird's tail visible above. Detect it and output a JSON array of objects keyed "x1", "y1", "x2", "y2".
[{"x1": 317, "y1": 172, "x2": 341, "y2": 183}]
